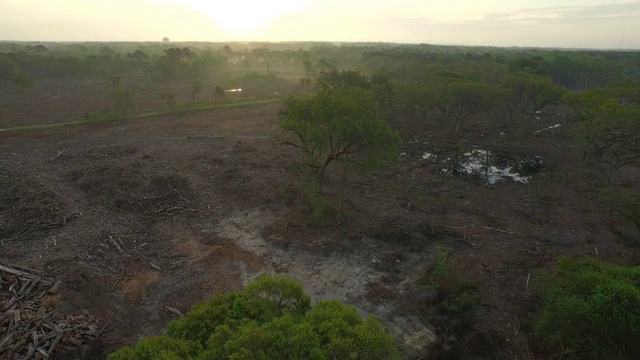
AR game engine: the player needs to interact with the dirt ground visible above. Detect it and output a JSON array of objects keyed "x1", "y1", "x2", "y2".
[{"x1": 1, "y1": 80, "x2": 638, "y2": 359}]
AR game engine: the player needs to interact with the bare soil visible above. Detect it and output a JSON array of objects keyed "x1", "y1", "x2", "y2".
[{"x1": 1, "y1": 79, "x2": 638, "y2": 359}]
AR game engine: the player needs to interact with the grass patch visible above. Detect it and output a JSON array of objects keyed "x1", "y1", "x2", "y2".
[{"x1": 0, "y1": 98, "x2": 282, "y2": 134}]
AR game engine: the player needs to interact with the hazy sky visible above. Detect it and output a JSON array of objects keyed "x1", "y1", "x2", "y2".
[{"x1": 1, "y1": 0, "x2": 639, "y2": 49}]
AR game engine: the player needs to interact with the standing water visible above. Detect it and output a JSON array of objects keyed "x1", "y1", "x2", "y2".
[{"x1": 453, "y1": 148, "x2": 543, "y2": 184}]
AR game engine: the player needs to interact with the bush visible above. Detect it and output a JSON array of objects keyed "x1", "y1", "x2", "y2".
[
  {"x1": 161, "y1": 92, "x2": 179, "y2": 113},
  {"x1": 108, "y1": 275, "x2": 400, "y2": 360},
  {"x1": 598, "y1": 187, "x2": 640, "y2": 245},
  {"x1": 533, "y1": 257, "x2": 640, "y2": 359},
  {"x1": 114, "y1": 88, "x2": 138, "y2": 115},
  {"x1": 425, "y1": 252, "x2": 480, "y2": 326}
]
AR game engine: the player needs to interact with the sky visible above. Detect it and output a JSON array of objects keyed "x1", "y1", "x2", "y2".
[{"x1": 1, "y1": 0, "x2": 639, "y2": 49}]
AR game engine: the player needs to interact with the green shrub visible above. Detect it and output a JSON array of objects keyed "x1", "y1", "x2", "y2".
[
  {"x1": 301, "y1": 179, "x2": 337, "y2": 225},
  {"x1": 533, "y1": 257, "x2": 640, "y2": 359},
  {"x1": 107, "y1": 336, "x2": 191, "y2": 360},
  {"x1": 598, "y1": 187, "x2": 640, "y2": 245},
  {"x1": 114, "y1": 88, "x2": 138, "y2": 115},
  {"x1": 161, "y1": 92, "x2": 179, "y2": 113},
  {"x1": 280, "y1": 177, "x2": 340, "y2": 226},
  {"x1": 424, "y1": 252, "x2": 480, "y2": 330},
  {"x1": 108, "y1": 275, "x2": 400, "y2": 360}
]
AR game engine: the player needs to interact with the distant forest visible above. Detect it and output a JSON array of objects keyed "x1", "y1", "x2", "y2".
[{"x1": 1, "y1": 41, "x2": 639, "y2": 92}]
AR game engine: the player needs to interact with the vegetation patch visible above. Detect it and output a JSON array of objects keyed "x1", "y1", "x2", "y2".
[
  {"x1": 597, "y1": 187, "x2": 640, "y2": 245},
  {"x1": 423, "y1": 253, "x2": 480, "y2": 325},
  {"x1": 277, "y1": 177, "x2": 342, "y2": 227},
  {"x1": 108, "y1": 275, "x2": 400, "y2": 360},
  {"x1": 532, "y1": 257, "x2": 640, "y2": 360},
  {"x1": 420, "y1": 252, "x2": 481, "y2": 358}
]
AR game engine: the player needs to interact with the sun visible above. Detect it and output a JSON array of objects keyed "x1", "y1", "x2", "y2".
[{"x1": 162, "y1": 0, "x2": 309, "y2": 35}]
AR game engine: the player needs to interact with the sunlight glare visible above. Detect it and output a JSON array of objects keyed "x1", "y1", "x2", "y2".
[{"x1": 152, "y1": 0, "x2": 309, "y2": 35}]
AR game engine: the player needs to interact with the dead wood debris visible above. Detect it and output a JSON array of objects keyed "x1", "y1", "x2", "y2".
[
  {"x1": 0, "y1": 169, "x2": 72, "y2": 241},
  {"x1": 66, "y1": 161, "x2": 196, "y2": 218},
  {"x1": 0, "y1": 264, "x2": 98, "y2": 360}
]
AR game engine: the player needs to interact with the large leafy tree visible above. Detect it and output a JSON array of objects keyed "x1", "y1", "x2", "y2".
[
  {"x1": 279, "y1": 88, "x2": 400, "y2": 185},
  {"x1": 432, "y1": 80, "x2": 495, "y2": 133},
  {"x1": 108, "y1": 275, "x2": 400, "y2": 360},
  {"x1": 315, "y1": 69, "x2": 370, "y2": 92},
  {"x1": 396, "y1": 82, "x2": 436, "y2": 123},
  {"x1": 155, "y1": 47, "x2": 194, "y2": 80},
  {"x1": 498, "y1": 73, "x2": 565, "y2": 122},
  {"x1": 574, "y1": 100, "x2": 640, "y2": 186},
  {"x1": 397, "y1": 79, "x2": 494, "y2": 133},
  {"x1": 598, "y1": 187, "x2": 640, "y2": 244},
  {"x1": 0, "y1": 53, "x2": 34, "y2": 89}
]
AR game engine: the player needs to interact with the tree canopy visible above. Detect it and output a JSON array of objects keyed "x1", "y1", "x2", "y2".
[
  {"x1": 573, "y1": 99, "x2": 640, "y2": 185},
  {"x1": 279, "y1": 87, "x2": 400, "y2": 185},
  {"x1": 108, "y1": 275, "x2": 400, "y2": 360},
  {"x1": 533, "y1": 257, "x2": 640, "y2": 359}
]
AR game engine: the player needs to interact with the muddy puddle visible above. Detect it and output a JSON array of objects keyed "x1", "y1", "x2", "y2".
[
  {"x1": 410, "y1": 141, "x2": 544, "y2": 185},
  {"x1": 451, "y1": 148, "x2": 543, "y2": 184}
]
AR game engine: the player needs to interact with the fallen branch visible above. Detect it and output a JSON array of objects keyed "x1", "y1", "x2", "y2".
[
  {"x1": 483, "y1": 226, "x2": 517, "y2": 234},
  {"x1": 164, "y1": 306, "x2": 184, "y2": 317},
  {"x1": 49, "y1": 150, "x2": 64, "y2": 162}
]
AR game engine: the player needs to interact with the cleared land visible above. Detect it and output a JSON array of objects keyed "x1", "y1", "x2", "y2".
[{"x1": 1, "y1": 78, "x2": 636, "y2": 359}]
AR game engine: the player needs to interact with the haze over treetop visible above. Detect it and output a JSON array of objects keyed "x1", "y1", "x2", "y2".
[{"x1": 0, "y1": 0, "x2": 638, "y2": 49}]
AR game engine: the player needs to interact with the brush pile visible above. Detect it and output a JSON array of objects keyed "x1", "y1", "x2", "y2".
[
  {"x1": 0, "y1": 264, "x2": 98, "y2": 360},
  {"x1": 0, "y1": 169, "x2": 69, "y2": 241}
]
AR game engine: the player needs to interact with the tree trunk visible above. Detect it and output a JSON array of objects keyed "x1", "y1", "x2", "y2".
[{"x1": 316, "y1": 155, "x2": 335, "y2": 189}]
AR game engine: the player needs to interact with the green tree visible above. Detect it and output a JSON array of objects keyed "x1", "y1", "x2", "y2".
[
  {"x1": 114, "y1": 88, "x2": 138, "y2": 115},
  {"x1": 108, "y1": 275, "x2": 400, "y2": 360},
  {"x1": 432, "y1": 80, "x2": 495, "y2": 133},
  {"x1": 214, "y1": 85, "x2": 225, "y2": 102},
  {"x1": 0, "y1": 53, "x2": 34, "y2": 90},
  {"x1": 610, "y1": 81, "x2": 640, "y2": 106},
  {"x1": 300, "y1": 51, "x2": 314, "y2": 78},
  {"x1": 598, "y1": 187, "x2": 640, "y2": 244},
  {"x1": 370, "y1": 72, "x2": 396, "y2": 119},
  {"x1": 222, "y1": 45, "x2": 233, "y2": 60},
  {"x1": 396, "y1": 82, "x2": 436, "y2": 123},
  {"x1": 533, "y1": 257, "x2": 640, "y2": 359},
  {"x1": 315, "y1": 69, "x2": 370, "y2": 92},
  {"x1": 192, "y1": 78, "x2": 203, "y2": 100},
  {"x1": 573, "y1": 101, "x2": 640, "y2": 185},
  {"x1": 563, "y1": 89, "x2": 608, "y2": 122},
  {"x1": 279, "y1": 88, "x2": 400, "y2": 186},
  {"x1": 11, "y1": 73, "x2": 35, "y2": 91},
  {"x1": 498, "y1": 74, "x2": 565, "y2": 123},
  {"x1": 0, "y1": 53, "x2": 21, "y2": 82},
  {"x1": 161, "y1": 92, "x2": 178, "y2": 113},
  {"x1": 110, "y1": 76, "x2": 121, "y2": 97},
  {"x1": 126, "y1": 50, "x2": 150, "y2": 73},
  {"x1": 155, "y1": 47, "x2": 193, "y2": 80}
]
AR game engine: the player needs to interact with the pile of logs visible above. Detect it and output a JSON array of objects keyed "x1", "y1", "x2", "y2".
[{"x1": 0, "y1": 264, "x2": 98, "y2": 359}]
